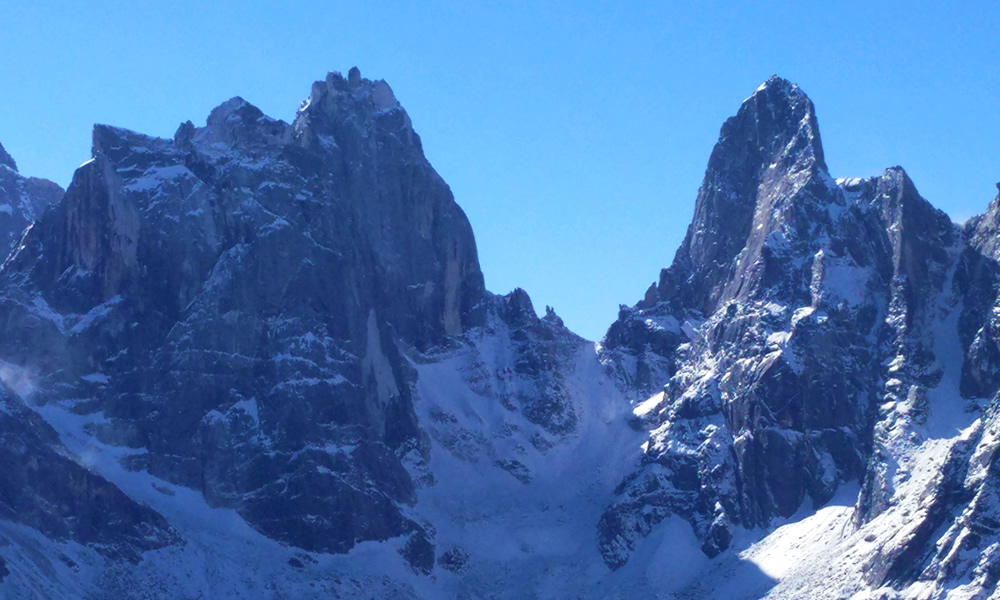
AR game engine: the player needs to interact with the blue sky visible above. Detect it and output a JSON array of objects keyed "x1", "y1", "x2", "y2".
[{"x1": 2, "y1": 1, "x2": 998, "y2": 340}]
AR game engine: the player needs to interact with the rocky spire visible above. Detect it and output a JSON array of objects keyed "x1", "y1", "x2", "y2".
[
  {"x1": 197, "y1": 96, "x2": 292, "y2": 149},
  {"x1": 728, "y1": 75, "x2": 822, "y2": 159},
  {"x1": 293, "y1": 68, "x2": 415, "y2": 152},
  {"x1": 658, "y1": 75, "x2": 831, "y2": 314},
  {"x1": 0, "y1": 140, "x2": 17, "y2": 172},
  {"x1": 600, "y1": 76, "x2": 901, "y2": 567}
]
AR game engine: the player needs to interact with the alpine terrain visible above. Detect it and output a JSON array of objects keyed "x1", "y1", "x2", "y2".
[{"x1": 0, "y1": 69, "x2": 997, "y2": 599}]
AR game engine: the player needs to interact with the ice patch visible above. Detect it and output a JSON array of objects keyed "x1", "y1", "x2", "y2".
[
  {"x1": 633, "y1": 391, "x2": 665, "y2": 418},
  {"x1": 125, "y1": 165, "x2": 196, "y2": 192},
  {"x1": 0, "y1": 360, "x2": 38, "y2": 400},
  {"x1": 767, "y1": 331, "x2": 791, "y2": 347}
]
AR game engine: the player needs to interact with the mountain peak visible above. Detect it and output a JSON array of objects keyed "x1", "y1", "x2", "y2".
[
  {"x1": 348, "y1": 65, "x2": 362, "y2": 87},
  {"x1": 300, "y1": 69, "x2": 403, "y2": 114},
  {"x1": 293, "y1": 69, "x2": 416, "y2": 152},
  {"x1": 0, "y1": 140, "x2": 17, "y2": 172},
  {"x1": 752, "y1": 74, "x2": 802, "y2": 97},
  {"x1": 188, "y1": 96, "x2": 292, "y2": 149},
  {"x1": 659, "y1": 77, "x2": 830, "y2": 313},
  {"x1": 206, "y1": 96, "x2": 260, "y2": 125},
  {"x1": 730, "y1": 75, "x2": 825, "y2": 172}
]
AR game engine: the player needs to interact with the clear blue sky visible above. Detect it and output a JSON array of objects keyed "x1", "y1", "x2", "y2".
[{"x1": 2, "y1": 1, "x2": 998, "y2": 340}]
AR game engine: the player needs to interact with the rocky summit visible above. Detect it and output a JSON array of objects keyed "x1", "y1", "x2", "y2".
[
  {"x1": 0, "y1": 71, "x2": 997, "y2": 599},
  {"x1": 0, "y1": 140, "x2": 63, "y2": 255}
]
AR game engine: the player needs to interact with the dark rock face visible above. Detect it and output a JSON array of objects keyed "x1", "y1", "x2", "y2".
[
  {"x1": 659, "y1": 76, "x2": 828, "y2": 316},
  {"x1": 0, "y1": 386, "x2": 175, "y2": 562},
  {"x1": 958, "y1": 189, "x2": 1000, "y2": 398},
  {"x1": 597, "y1": 75, "x2": 999, "y2": 589},
  {"x1": 493, "y1": 289, "x2": 579, "y2": 435},
  {"x1": 0, "y1": 69, "x2": 485, "y2": 557},
  {"x1": 0, "y1": 142, "x2": 63, "y2": 254}
]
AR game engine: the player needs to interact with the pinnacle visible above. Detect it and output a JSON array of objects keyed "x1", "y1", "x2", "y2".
[
  {"x1": 0, "y1": 140, "x2": 18, "y2": 172},
  {"x1": 348, "y1": 66, "x2": 362, "y2": 87},
  {"x1": 729, "y1": 75, "x2": 826, "y2": 173},
  {"x1": 745, "y1": 75, "x2": 811, "y2": 119},
  {"x1": 206, "y1": 96, "x2": 262, "y2": 127},
  {"x1": 754, "y1": 74, "x2": 799, "y2": 95},
  {"x1": 295, "y1": 69, "x2": 409, "y2": 141}
]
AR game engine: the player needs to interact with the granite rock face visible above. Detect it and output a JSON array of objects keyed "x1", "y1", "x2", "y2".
[
  {"x1": 0, "y1": 69, "x2": 485, "y2": 559},
  {"x1": 0, "y1": 146, "x2": 169, "y2": 576}
]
